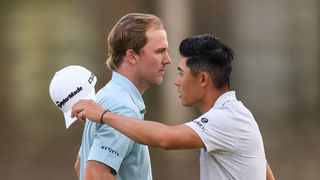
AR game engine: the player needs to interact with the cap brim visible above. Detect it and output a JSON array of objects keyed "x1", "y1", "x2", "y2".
[
  {"x1": 63, "y1": 90, "x2": 96, "y2": 129},
  {"x1": 63, "y1": 112, "x2": 77, "y2": 129}
]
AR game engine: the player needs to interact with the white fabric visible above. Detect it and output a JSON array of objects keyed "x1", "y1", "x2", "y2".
[{"x1": 186, "y1": 91, "x2": 266, "y2": 180}]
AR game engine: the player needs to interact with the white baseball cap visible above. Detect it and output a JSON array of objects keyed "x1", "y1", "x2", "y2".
[{"x1": 49, "y1": 65, "x2": 97, "y2": 129}]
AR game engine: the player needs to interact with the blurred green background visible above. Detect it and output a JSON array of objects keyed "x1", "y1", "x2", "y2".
[{"x1": 0, "y1": 0, "x2": 319, "y2": 179}]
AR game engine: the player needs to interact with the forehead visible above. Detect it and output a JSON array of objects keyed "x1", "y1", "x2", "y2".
[
  {"x1": 144, "y1": 28, "x2": 168, "y2": 46},
  {"x1": 178, "y1": 57, "x2": 188, "y2": 70}
]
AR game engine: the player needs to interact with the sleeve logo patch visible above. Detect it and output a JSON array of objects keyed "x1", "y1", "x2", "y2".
[
  {"x1": 192, "y1": 120, "x2": 206, "y2": 131},
  {"x1": 201, "y1": 118, "x2": 208, "y2": 123},
  {"x1": 101, "y1": 145, "x2": 120, "y2": 156}
]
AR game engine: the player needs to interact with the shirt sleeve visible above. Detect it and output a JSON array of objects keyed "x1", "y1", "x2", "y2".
[
  {"x1": 87, "y1": 104, "x2": 139, "y2": 174},
  {"x1": 185, "y1": 110, "x2": 236, "y2": 153}
]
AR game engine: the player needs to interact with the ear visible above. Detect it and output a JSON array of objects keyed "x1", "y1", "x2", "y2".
[
  {"x1": 125, "y1": 49, "x2": 138, "y2": 65},
  {"x1": 199, "y1": 72, "x2": 210, "y2": 88}
]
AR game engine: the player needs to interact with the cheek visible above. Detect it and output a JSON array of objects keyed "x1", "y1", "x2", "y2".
[
  {"x1": 181, "y1": 78, "x2": 200, "y2": 102},
  {"x1": 141, "y1": 57, "x2": 157, "y2": 72},
  {"x1": 145, "y1": 57, "x2": 160, "y2": 70},
  {"x1": 181, "y1": 79, "x2": 193, "y2": 97},
  {"x1": 180, "y1": 86, "x2": 195, "y2": 106}
]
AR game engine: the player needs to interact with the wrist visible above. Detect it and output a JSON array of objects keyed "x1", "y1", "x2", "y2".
[{"x1": 100, "y1": 110, "x2": 110, "y2": 124}]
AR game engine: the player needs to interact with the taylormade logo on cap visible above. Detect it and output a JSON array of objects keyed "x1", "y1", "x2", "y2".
[
  {"x1": 56, "y1": 86, "x2": 83, "y2": 108},
  {"x1": 49, "y1": 65, "x2": 97, "y2": 129}
]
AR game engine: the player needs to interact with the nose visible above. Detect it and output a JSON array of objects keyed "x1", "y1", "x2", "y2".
[
  {"x1": 174, "y1": 76, "x2": 180, "y2": 87},
  {"x1": 163, "y1": 52, "x2": 171, "y2": 65}
]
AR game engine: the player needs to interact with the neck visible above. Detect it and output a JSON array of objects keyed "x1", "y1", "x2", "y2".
[
  {"x1": 198, "y1": 88, "x2": 228, "y2": 113},
  {"x1": 115, "y1": 68, "x2": 148, "y2": 95}
]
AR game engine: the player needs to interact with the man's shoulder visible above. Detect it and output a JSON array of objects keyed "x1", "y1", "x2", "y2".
[
  {"x1": 95, "y1": 83, "x2": 139, "y2": 118},
  {"x1": 97, "y1": 81, "x2": 130, "y2": 98},
  {"x1": 97, "y1": 86, "x2": 131, "y2": 104}
]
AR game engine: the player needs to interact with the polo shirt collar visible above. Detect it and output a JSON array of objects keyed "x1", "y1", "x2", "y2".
[
  {"x1": 111, "y1": 71, "x2": 146, "y2": 114},
  {"x1": 212, "y1": 91, "x2": 237, "y2": 109}
]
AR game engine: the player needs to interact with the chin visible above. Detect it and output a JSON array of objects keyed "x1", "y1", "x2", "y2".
[
  {"x1": 180, "y1": 100, "x2": 189, "y2": 107},
  {"x1": 181, "y1": 99, "x2": 195, "y2": 107},
  {"x1": 154, "y1": 78, "x2": 163, "y2": 86}
]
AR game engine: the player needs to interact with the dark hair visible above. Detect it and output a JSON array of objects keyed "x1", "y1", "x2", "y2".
[
  {"x1": 106, "y1": 13, "x2": 164, "y2": 70},
  {"x1": 179, "y1": 34, "x2": 234, "y2": 89}
]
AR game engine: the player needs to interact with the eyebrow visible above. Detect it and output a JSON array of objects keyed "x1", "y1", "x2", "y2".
[{"x1": 156, "y1": 47, "x2": 167, "y2": 53}]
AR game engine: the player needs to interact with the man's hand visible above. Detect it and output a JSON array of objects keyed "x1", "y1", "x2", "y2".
[{"x1": 71, "y1": 100, "x2": 106, "y2": 123}]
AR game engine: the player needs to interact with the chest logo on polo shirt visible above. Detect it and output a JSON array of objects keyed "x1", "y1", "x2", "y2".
[{"x1": 201, "y1": 118, "x2": 208, "y2": 123}]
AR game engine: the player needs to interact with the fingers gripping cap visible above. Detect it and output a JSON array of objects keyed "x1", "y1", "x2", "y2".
[{"x1": 49, "y1": 65, "x2": 97, "y2": 129}]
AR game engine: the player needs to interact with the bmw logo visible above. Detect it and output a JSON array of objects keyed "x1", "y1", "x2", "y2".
[{"x1": 201, "y1": 118, "x2": 208, "y2": 123}]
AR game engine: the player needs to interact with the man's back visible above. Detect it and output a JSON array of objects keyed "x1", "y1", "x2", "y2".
[{"x1": 79, "y1": 72, "x2": 152, "y2": 180}]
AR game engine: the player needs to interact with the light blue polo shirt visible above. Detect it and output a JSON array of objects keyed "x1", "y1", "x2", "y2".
[{"x1": 79, "y1": 71, "x2": 152, "y2": 180}]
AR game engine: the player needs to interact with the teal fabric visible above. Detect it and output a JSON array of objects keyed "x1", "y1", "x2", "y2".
[{"x1": 79, "y1": 71, "x2": 152, "y2": 180}]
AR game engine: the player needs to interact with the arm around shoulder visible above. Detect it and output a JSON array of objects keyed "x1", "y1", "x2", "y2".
[
  {"x1": 105, "y1": 111, "x2": 204, "y2": 150},
  {"x1": 156, "y1": 124, "x2": 204, "y2": 150}
]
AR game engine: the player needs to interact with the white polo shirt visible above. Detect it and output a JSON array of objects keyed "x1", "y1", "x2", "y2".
[{"x1": 186, "y1": 91, "x2": 266, "y2": 180}]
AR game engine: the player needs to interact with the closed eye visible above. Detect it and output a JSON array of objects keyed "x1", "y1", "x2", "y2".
[{"x1": 177, "y1": 66, "x2": 184, "y2": 75}]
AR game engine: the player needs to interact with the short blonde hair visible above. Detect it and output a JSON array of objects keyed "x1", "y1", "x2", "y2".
[{"x1": 106, "y1": 13, "x2": 164, "y2": 70}]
